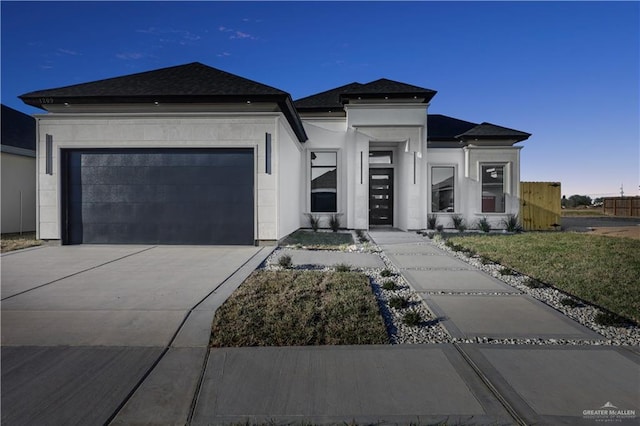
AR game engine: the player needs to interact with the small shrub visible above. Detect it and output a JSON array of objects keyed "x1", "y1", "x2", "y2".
[
  {"x1": 560, "y1": 298, "x2": 583, "y2": 308},
  {"x1": 355, "y1": 229, "x2": 369, "y2": 243},
  {"x1": 402, "y1": 310, "x2": 422, "y2": 326},
  {"x1": 461, "y1": 247, "x2": 475, "y2": 256},
  {"x1": 278, "y1": 254, "x2": 292, "y2": 269},
  {"x1": 436, "y1": 224, "x2": 444, "y2": 232},
  {"x1": 335, "y1": 263, "x2": 351, "y2": 272},
  {"x1": 451, "y1": 214, "x2": 465, "y2": 231},
  {"x1": 427, "y1": 214, "x2": 438, "y2": 230},
  {"x1": 523, "y1": 277, "x2": 546, "y2": 288},
  {"x1": 380, "y1": 269, "x2": 394, "y2": 278},
  {"x1": 306, "y1": 214, "x2": 320, "y2": 232},
  {"x1": 388, "y1": 296, "x2": 408, "y2": 309},
  {"x1": 447, "y1": 241, "x2": 464, "y2": 252},
  {"x1": 479, "y1": 255, "x2": 492, "y2": 265},
  {"x1": 382, "y1": 280, "x2": 397, "y2": 290},
  {"x1": 594, "y1": 311, "x2": 629, "y2": 327},
  {"x1": 329, "y1": 214, "x2": 341, "y2": 232},
  {"x1": 477, "y1": 217, "x2": 492, "y2": 233},
  {"x1": 502, "y1": 214, "x2": 523, "y2": 233},
  {"x1": 499, "y1": 267, "x2": 515, "y2": 276},
  {"x1": 456, "y1": 223, "x2": 467, "y2": 232}
]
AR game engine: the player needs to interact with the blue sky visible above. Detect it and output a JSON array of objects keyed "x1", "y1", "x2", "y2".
[{"x1": 2, "y1": 1, "x2": 638, "y2": 198}]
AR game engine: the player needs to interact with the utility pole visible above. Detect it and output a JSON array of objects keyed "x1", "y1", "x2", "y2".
[{"x1": 620, "y1": 183, "x2": 624, "y2": 197}]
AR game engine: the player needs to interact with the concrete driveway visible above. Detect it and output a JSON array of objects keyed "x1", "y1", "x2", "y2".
[{"x1": 1, "y1": 244, "x2": 271, "y2": 425}]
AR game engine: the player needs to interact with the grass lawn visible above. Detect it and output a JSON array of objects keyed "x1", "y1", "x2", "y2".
[
  {"x1": 210, "y1": 270, "x2": 388, "y2": 347},
  {"x1": 449, "y1": 232, "x2": 640, "y2": 324},
  {"x1": 281, "y1": 229, "x2": 354, "y2": 247},
  {"x1": 1, "y1": 232, "x2": 41, "y2": 253}
]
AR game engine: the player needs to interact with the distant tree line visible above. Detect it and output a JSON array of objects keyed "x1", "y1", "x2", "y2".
[{"x1": 561, "y1": 194, "x2": 601, "y2": 208}]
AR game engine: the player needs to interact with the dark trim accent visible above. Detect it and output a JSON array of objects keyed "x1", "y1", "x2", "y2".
[
  {"x1": 360, "y1": 151, "x2": 363, "y2": 185},
  {"x1": 45, "y1": 134, "x2": 53, "y2": 175},
  {"x1": 60, "y1": 149, "x2": 71, "y2": 244},
  {"x1": 265, "y1": 133, "x2": 272, "y2": 175}
]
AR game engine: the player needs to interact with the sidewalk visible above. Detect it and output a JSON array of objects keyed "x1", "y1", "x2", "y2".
[{"x1": 118, "y1": 230, "x2": 638, "y2": 425}]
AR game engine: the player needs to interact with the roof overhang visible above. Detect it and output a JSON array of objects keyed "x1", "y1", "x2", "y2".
[{"x1": 20, "y1": 93, "x2": 308, "y2": 143}]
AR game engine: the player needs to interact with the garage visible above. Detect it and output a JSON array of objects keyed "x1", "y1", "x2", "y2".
[{"x1": 61, "y1": 148, "x2": 254, "y2": 245}]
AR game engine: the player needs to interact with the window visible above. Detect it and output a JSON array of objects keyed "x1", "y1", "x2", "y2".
[
  {"x1": 431, "y1": 167, "x2": 455, "y2": 212},
  {"x1": 311, "y1": 151, "x2": 337, "y2": 212},
  {"x1": 481, "y1": 165, "x2": 505, "y2": 213}
]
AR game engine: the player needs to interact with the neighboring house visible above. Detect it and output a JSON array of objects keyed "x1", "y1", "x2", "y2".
[
  {"x1": 1, "y1": 104, "x2": 36, "y2": 234},
  {"x1": 19, "y1": 62, "x2": 530, "y2": 245}
]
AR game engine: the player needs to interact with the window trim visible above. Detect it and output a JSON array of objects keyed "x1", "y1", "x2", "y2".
[
  {"x1": 429, "y1": 164, "x2": 457, "y2": 214},
  {"x1": 480, "y1": 163, "x2": 507, "y2": 213},
  {"x1": 309, "y1": 149, "x2": 340, "y2": 213}
]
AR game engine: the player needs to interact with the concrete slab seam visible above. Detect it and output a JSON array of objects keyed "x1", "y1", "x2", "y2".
[
  {"x1": 104, "y1": 246, "x2": 272, "y2": 424},
  {"x1": 185, "y1": 347, "x2": 212, "y2": 424},
  {"x1": 453, "y1": 343, "x2": 530, "y2": 426},
  {"x1": 0, "y1": 245, "x2": 158, "y2": 302}
]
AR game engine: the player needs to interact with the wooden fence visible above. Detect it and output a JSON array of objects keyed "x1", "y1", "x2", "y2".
[
  {"x1": 603, "y1": 197, "x2": 640, "y2": 217},
  {"x1": 520, "y1": 182, "x2": 562, "y2": 231}
]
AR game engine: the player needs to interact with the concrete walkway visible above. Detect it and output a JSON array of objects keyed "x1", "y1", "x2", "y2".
[
  {"x1": 1, "y1": 245, "x2": 272, "y2": 425},
  {"x1": 189, "y1": 231, "x2": 639, "y2": 425},
  {"x1": 2, "y1": 233, "x2": 639, "y2": 425}
]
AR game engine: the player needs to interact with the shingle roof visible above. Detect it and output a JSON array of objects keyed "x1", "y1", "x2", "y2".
[
  {"x1": 344, "y1": 78, "x2": 436, "y2": 100},
  {"x1": 1, "y1": 104, "x2": 36, "y2": 151},
  {"x1": 295, "y1": 78, "x2": 437, "y2": 112},
  {"x1": 19, "y1": 62, "x2": 308, "y2": 142},
  {"x1": 427, "y1": 114, "x2": 478, "y2": 141},
  {"x1": 294, "y1": 82, "x2": 363, "y2": 111},
  {"x1": 456, "y1": 122, "x2": 531, "y2": 142},
  {"x1": 20, "y1": 62, "x2": 288, "y2": 100}
]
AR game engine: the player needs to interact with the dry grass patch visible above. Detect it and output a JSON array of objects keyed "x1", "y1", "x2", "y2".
[
  {"x1": 1, "y1": 232, "x2": 41, "y2": 253},
  {"x1": 280, "y1": 230, "x2": 353, "y2": 248},
  {"x1": 449, "y1": 232, "x2": 640, "y2": 323},
  {"x1": 210, "y1": 270, "x2": 388, "y2": 347}
]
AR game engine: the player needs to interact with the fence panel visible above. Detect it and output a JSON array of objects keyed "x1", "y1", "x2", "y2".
[
  {"x1": 520, "y1": 182, "x2": 561, "y2": 231},
  {"x1": 603, "y1": 197, "x2": 640, "y2": 217}
]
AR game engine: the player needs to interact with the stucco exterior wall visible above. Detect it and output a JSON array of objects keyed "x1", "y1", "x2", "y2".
[
  {"x1": 464, "y1": 145, "x2": 522, "y2": 228},
  {"x1": 428, "y1": 146, "x2": 522, "y2": 229},
  {"x1": 276, "y1": 117, "x2": 303, "y2": 240},
  {"x1": 1, "y1": 152, "x2": 36, "y2": 233},
  {"x1": 34, "y1": 112, "x2": 285, "y2": 241},
  {"x1": 299, "y1": 119, "x2": 349, "y2": 229}
]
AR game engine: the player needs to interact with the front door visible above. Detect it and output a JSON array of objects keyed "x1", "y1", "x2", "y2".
[{"x1": 369, "y1": 168, "x2": 394, "y2": 226}]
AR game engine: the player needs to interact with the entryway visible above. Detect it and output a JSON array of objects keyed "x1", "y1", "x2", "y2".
[{"x1": 369, "y1": 167, "x2": 393, "y2": 226}]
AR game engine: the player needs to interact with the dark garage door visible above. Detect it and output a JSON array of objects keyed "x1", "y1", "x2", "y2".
[{"x1": 62, "y1": 148, "x2": 254, "y2": 245}]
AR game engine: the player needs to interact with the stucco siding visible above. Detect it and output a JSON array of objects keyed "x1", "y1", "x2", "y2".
[
  {"x1": 1, "y1": 152, "x2": 36, "y2": 233},
  {"x1": 427, "y1": 146, "x2": 522, "y2": 229},
  {"x1": 299, "y1": 120, "x2": 350, "y2": 229},
  {"x1": 276, "y1": 118, "x2": 303, "y2": 240},
  {"x1": 35, "y1": 113, "x2": 283, "y2": 241}
]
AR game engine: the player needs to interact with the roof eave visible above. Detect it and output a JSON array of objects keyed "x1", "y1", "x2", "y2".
[
  {"x1": 456, "y1": 134, "x2": 531, "y2": 143},
  {"x1": 340, "y1": 91, "x2": 437, "y2": 103},
  {"x1": 20, "y1": 93, "x2": 309, "y2": 143}
]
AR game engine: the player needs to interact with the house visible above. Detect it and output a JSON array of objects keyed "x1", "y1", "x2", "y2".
[
  {"x1": 19, "y1": 62, "x2": 530, "y2": 245},
  {"x1": 1, "y1": 104, "x2": 37, "y2": 234}
]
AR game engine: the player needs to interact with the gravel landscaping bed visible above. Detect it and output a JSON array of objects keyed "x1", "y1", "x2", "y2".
[
  {"x1": 431, "y1": 235, "x2": 640, "y2": 346},
  {"x1": 262, "y1": 231, "x2": 640, "y2": 347}
]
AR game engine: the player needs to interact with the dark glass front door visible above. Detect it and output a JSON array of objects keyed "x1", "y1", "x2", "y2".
[{"x1": 369, "y1": 168, "x2": 393, "y2": 226}]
